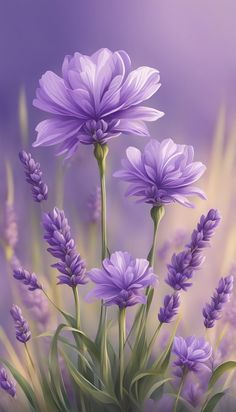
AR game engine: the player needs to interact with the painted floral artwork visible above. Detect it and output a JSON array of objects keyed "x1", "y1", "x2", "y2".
[{"x1": 0, "y1": 2, "x2": 236, "y2": 411}]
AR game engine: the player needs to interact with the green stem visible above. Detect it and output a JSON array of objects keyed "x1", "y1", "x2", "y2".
[
  {"x1": 147, "y1": 205, "x2": 165, "y2": 267},
  {"x1": 24, "y1": 343, "x2": 35, "y2": 372},
  {"x1": 174, "y1": 370, "x2": 187, "y2": 412},
  {"x1": 73, "y1": 287, "x2": 80, "y2": 330},
  {"x1": 142, "y1": 322, "x2": 162, "y2": 367},
  {"x1": 94, "y1": 143, "x2": 109, "y2": 359},
  {"x1": 119, "y1": 307, "x2": 126, "y2": 402}
]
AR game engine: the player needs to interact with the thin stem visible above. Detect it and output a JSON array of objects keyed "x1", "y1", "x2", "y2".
[
  {"x1": 147, "y1": 205, "x2": 165, "y2": 267},
  {"x1": 174, "y1": 370, "x2": 187, "y2": 412},
  {"x1": 24, "y1": 343, "x2": 35, "y2": 372},
  {"x1": 73, "y1": 287, "x2": 80, "y2": 330},
  {"x1": 119, "y1": 307, "x2": 126, "y2": 402}
]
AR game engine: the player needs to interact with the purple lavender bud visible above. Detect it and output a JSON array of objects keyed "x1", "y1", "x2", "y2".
[
  {"x1": 13, "y1": 267, "x2": 42, "y2": 291},
  {"x1": 3, "y1": 204, "x2": 18, "y2": 248},
  {"x1": 87, "y1": 186, "x2": 101, "y2": 223},
  {"x1": 19, "y1": 150, "x2": 48, "y2": 202},
  {"x1": 203, "y1": 275, "x2": 234, "y2": 328},
  {"x1": 158, "y1": 293, "x2": 180, "y2": 323},
  {"x1": 43, "y1": 208, "x2": 87, "y2": 287},
  {"x1": 166, "y1": 209, "x2": 221, "y2": 291},
  {"x1": 172, "y1": 336, "x2": 212, "y2": 375},
  {"x1": 10, "y1": 305, "x2": 31, "y2": 343},
  {"x1": 0, "y1": 367, "x2": 16, "y2": 397}
]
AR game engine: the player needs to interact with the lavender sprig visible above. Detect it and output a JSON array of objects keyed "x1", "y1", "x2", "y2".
[
  {"x1": 203, "y1": 275, "x2": 234, "y2": 328},
  {"x1": 0, "y1": 367, "x2": 16, "y2": 397},
  {"x1": 158, "y1": 293, "x2": 180, "y2": 323},
  {"x1": 43, "y1": 208, "x2": 87, "y2": 287},
  {"x1": 13, "y1": 267, "x2": 42, "y2": 291},
  {"x1": 10, "y1": 305, "x2": 31, "y2": 343},
  {"x1": 19, "y1": 150, "x2": 48, "y2": 202},
  {"x1": 166, "y1": 209, "x2": 221, "y2": 291}
]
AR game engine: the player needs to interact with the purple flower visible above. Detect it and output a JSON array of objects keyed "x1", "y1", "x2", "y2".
[
  {"x1": 43, "y1": 208, "x2": 87, "y2": 287},
  {"x1": 19, "y1": 150, "x2": 48, "y2": 202},
  {"x1": 2, "y1": 204, "x2": 18, "y2": 248},
  {"x1": 0, "y1": 367, "x2": 16, "y2": 397},
  {"x1": 166, "y1": 209, "x2": 221, "y2": 291},
  {"x1": 10, "y1": 305, "x2": 31, "y2": 343},
  {"x1": 114, "y1": 139, "x2": 206, "y2": 208},
  {"x1": 203, "y1": 275, "x2": 234, "y2": 328},
  {"x1": 33, "y1": 48, "x2": 163, "y2": 158},
  {"x1": 87, "y1": 186, "x2": 101, "y2": 224},
  {"x1": 13, "y1": 267, "x2": 42, "y2": 291},
  {"x1": 87, "y1": 251, "x2": 157, "y2": 308},
  {"x1": 172, "y1": 336, "x2": 212, "y2": 375},
  {"x1": 158, "y1": 293, "x2": 180, "y2": 323}
]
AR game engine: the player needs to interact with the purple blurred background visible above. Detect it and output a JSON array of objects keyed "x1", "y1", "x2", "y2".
[{"x1": 0, "y1": 0, "x2": 236, "y2": 333}]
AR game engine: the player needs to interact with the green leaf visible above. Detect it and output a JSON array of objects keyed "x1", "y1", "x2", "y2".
[
  {"x1": 153, "y1": 318, "x2": 180, "y2": 374},
  {"x1": 208, "y1": 361, "x2": 236, "y2": 390},
  {"x1": 141, "y1": 378, "x2": 171, "y2": 402},
  {"x1": 201, "y1": 391, "x2": 225, "y2": 412},
  {"x1": 62, "y1": 351, "x2": 120, "y2": 407},
  {"x1": 0, "y1": 358, "x2": 39, "y2": 410},
  {"x1": 49, "y1": 324, "x2": 71, "y2": 412}
]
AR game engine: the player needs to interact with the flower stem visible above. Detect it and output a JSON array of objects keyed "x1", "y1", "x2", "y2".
[
  {"x1": 24, "y1": 343, "x2": 35, "y2": 372},
  {"x1": 119, "y1": 307, "x2": 126, "y2": 402},
  {"x1": 94, "y1": 143, "x2": 109, "y2": 350},
  {"x1": 73, "y1": 287, "x2": 80, "y2": 330},
  {"x1": 174, "y1": 370, "x2": 187, "y2": 412},
  {"x1": 147, "y1": 205, "x2": 165, "y2": 267}
]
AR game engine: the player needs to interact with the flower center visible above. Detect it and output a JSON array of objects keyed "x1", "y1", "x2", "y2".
[{"x1": 83, "y1": 119, "x2": 109, "y2": 142}]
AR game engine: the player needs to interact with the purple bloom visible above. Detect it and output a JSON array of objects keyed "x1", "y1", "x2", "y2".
[
  {"x1": 33, "y1": 48, "x2": 163, "y2": 158},
  {"x1": 10, "y1": 305, "x2": 31, "y2": 343},
  {"x1": 19, "y1": 150, "x2": 48, "y2": 202},
  {"x1": 2, "y1": 204, "x2": 18, "y2": 248},
  {"x1": 13, "y1": 267, "x2": 42, "y2": 291},
  {"x1": 158, "y1": 292, "x2": 180, "y2": 323},
  {"x1": 166, "y1": 209, "x2": 221, "y2": 291},
  {"x1": 87, "y1": 251, "x2": 157, "y2": 308},
  {"x1": 114, "y1": 139, "x2": 206, "y2": 208},
  {"x1": 203, "y1": 275, "x2": 234, "y2": 328},
  {"x1": 43, "y1": 208, "x2": 87, "y2": 287},
  {"x1": 172, "y1": 336, "x2": 212, "y2": 375},
  {"x1": 0, "y1": 367, "x2": 16, "y2": 397},
  {"x1": 87, "y1": 186, "x2": 101, "y2": 223}
]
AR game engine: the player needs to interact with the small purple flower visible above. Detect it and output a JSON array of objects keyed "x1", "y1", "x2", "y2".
[
  {"x1": 158, "y1": 293, "x2": 180, "y2": 323},
  {"x1": 203, "y1": 275, "x2": 234, "y2": 328},
  {"x1": 87, "y1": 251, "x2": 157, "y2": 308},
  {"x1": 43, "y1": 208, "x2": 87, "y2": 287},
  {"x1": 10, "y1": 305, "x2": 31, "y2": 343},
  {"x1": 87, "y1": 186, "x2": 101, "y2": 224},
  {"x1": 114, "y1": 139, "x2": 206, "y2": 208},
  {"x1": 172, "y1": 336, "x2": 212, "y2": 375},
  {"x1": 2, "y1": 204, "x2": 18, "y2": 248},
  {"x1": 33, "y1": 48, "x2": 163, "y2": 158},
  {"x1": 13, "y1": 267, "x2": 42, "y2": 291},
  {"x1": 19, "y1": 150, "x2": 48, "y2": 202},
  {"x1": 166, "y1": 209, "x2": 221, "y2": 291},
  {"x1": 0, "y1": 367, "x2": 16, "y2": 397}
]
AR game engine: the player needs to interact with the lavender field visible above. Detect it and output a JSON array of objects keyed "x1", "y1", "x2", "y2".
[{"x1": 0, "y1": 1, "x2": 236, "y2": 411}]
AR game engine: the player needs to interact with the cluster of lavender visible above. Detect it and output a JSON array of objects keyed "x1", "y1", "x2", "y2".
[
  {"x1": 157, "y1": 209, "x2": 221, "y2": 324},
  {"x1": 13, "y1": 267, "x2": 42, "y2": 291},
  {"x1": 203, "y1": 275, "x2": 234, "y2": 328},
  {"x1": 43, "y1": 208, "x2": 87, "y2": 287},
  {"x1": 0, "y1": 368, "x2": 16, "y2": 398},
  {"x1": 19, "y1": 150, "x2": 48, "y2": 202},
  {"x1": 10, "y1": 305, "x2": 31, "y2": 343}
]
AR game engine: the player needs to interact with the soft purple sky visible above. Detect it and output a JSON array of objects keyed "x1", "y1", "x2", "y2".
[{"x1": 0, "y1": 0, "x2": 236, "y2": 150}]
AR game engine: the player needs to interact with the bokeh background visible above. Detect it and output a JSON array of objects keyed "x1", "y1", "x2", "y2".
[{"x1": 0, "y1": 1, "x2": 236, "y2": 404}]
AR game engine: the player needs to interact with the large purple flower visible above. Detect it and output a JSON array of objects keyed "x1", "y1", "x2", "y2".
[
  {"x1": 172, "y1": 336, "x2": 212, "y2": 375},
  {"x1": 114, "y1": 139, "x2": 206, "y2": 208},
  {"x1": 87, "y1": 251, "x2": 157, "y2": 308},
  {"x1": 33, "y1": 48, "x2": 163, "y2": 157}
]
